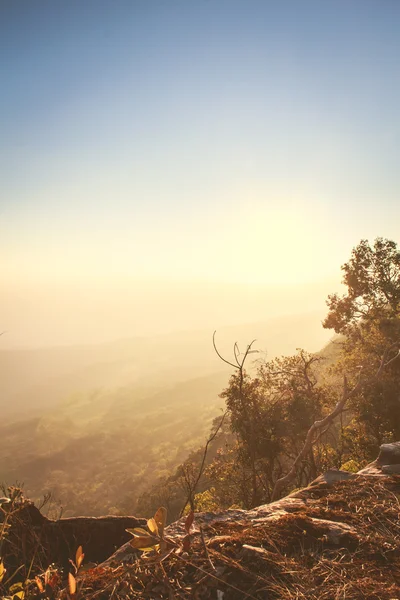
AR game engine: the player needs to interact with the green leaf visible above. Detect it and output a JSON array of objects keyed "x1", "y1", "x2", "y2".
[{"x1": 184, "y1": 510, "x2": 194, "y2": 534}]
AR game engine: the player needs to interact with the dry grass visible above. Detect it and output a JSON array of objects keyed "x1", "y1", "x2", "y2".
[
  {"x1": 72, "y1": 475, "x2": 400, "y2": 599},
  {"x1": 3, "y1": 476, "x2": 400, "y2": 599}
]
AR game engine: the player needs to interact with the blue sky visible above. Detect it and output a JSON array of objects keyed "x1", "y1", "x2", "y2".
[{"x1": 1, "y1": 1, "x2": 400, "y2": 344}]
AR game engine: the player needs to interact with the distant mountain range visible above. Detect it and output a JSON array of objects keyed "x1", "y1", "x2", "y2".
[{"x1": 0, "y1": 312, "x2": 331, "y2": 420}]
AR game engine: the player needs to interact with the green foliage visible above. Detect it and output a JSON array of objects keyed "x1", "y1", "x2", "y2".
[
  {"x1": 193, "y1": 488, "x2": 219, "y2": 512},
  {"x1": 340, "y1": 459, "x2": 362, "y2": 473},
  {"x1": 218, "y1": 349, "x2": 335, "y2": 506},
  {"x1": 163, "y1": 239, "x2": 400, "y2": 509},
  {"x1": 324, "y1": 238, "x2": 400, "y2": 462},
  {"x1": 324, "y1": 237, "x2": 400, "y2": 334},
  {"x1": 136, "y1": 416, "x2": 234, "y2": 520}
]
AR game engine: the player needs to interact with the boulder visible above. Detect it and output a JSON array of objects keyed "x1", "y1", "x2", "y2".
[
  {"x1": 3, "y1": 501, "x2": 146, "y2": 575},
  {"x1": 358, "y1": 441, "x2": 400, "y2": 475}
]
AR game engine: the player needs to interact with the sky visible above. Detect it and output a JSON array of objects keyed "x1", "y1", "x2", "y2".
[{"x1": 1, "y1": 0, "x2": 400, "y2": 346}]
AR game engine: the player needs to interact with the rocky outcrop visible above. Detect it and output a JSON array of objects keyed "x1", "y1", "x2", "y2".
[
  {"x1": 101, "y1": 469, "x2": 360, "y2": 569},
  {"x1": 358, "y1": 440, "x2": 400, "y2": 474},
  {"x1": 101, "y1": 443, "x2": 400, "y2": 571},
  {"x1": 3, "y1": 502, "x2": 146, "y2": 575},
  {"x1": 94, "y1": 450, "x2": 400, "y2": 599}
]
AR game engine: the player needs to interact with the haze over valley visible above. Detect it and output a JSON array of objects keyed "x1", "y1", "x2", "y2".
[{"x1": 0, "y1": 298, "x2": 332, "y2": 515}]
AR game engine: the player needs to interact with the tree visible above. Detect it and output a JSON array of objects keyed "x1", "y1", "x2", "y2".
[
  {"x1": 215, "y1": 239, "x2": 400, "y2": 503},
  {"x1": 323, "y1": 237, "x2": 400, "y2": 334},
  {"x1": 323, "y1": 237, "x2": 400, "y2": 460},
  {"x1": 271, "y1": 343, "x2": 400, "y2": 500},
  {"x1": 218, "y1": 350, "x2": 335, "y2": 506}
]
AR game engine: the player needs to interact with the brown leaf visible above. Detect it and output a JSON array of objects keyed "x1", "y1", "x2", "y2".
[{"x1": 185, "y1": 510, "x2": 194, "y2": 533}]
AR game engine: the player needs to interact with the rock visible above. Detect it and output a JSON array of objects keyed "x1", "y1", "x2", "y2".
[
  {"x1": 357, "y1": 462, "x2": 382, "y2": 475},
  {"x1": 165, "y1": 508, "x2": 246, "y2": 540},
  {"x1": 3, "y1": 501, "x2": 146, "y2": 574},
  {"x1": 358, "y1": 442, "x2": 400, "y2": 475},
  {"x1": 376, "y1": 442, "x2": 400, "y2": 465},
  {"x1": 307, "y1": 469, "x2": 355, "y2": 487},
  {"x1": 99, "y1": 540, "x2": 139, "y2": 567},
  {"x1": 247, "y1": 497, "x2": 306, "y2": 521},
  {"x1": 307, "y1": 517, "x2": 357, "y2": 545},
  {"x1": 381, "y1": 463, "x2": 400, "y2": 474},
  {"x1": 102, "y1": 509, "x2": 247, "y2": 567}
]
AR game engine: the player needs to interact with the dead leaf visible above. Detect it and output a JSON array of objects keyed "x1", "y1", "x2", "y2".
[{"x1": 185, "y1": 510, "x2": 194, "y2": 533}]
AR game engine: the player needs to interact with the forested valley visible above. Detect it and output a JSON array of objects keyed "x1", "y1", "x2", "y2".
[{"x1": 1, "y1": 238, "x2": 400, "y2": 525}]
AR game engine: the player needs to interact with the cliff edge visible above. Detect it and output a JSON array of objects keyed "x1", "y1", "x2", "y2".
[
  {"x1": 84, "y1": 443, "x2": 400, "y2": 598},
  {"x1": 3, "y1": 443, "x2": 400, "y2": 599}
]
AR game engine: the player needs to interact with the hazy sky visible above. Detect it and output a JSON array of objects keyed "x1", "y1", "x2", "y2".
[{"x1": 1, "y1": 1, "x2": 400, "y2": 346}]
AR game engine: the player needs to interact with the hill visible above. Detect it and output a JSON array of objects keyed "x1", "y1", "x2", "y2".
[
  {"x1": 0, "y1": 313, "x2": 331, "y2": 515},
  {"x1": 0, "y1": 372, "x2": 228, "y2": 516},
  {"x1": 0, "y1": 312, "x2": 330, "y2": 420}
]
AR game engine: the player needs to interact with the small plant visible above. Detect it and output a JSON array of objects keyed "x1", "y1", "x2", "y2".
[
  {"x1": 67, "y1": 546, "x2": 85, "y2": 600},
  {"x1": 33, "y1": 565, "x2": 61, "y2": 599},
  {"x1": 126, "y1": 507, "x2": 195, "y2": 555},
  {"x1": 0, "y1": 489, "x2": 27, "y2": 599},
  {"x1": 126, "y1": 507, "x2": 168, "y2": 552}
]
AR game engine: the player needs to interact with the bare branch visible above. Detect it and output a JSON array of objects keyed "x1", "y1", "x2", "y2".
[
  {"x1": 234, "y1": 342, "x2": 241, "y2": 367},
  {"x1": 240, "y1": 340, "x2": 257, "y2": 369},
  {"x1": 213, "y1": 332, "x2": 259, "y2": 506},
  {"x1": 180, "y1": 410, "x2": 228, "y2": 517},
  {"x1": 212, "y1": 331, "x2": 238, "y2": 370}
]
